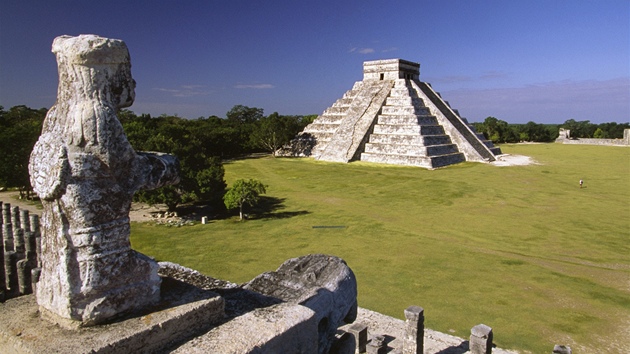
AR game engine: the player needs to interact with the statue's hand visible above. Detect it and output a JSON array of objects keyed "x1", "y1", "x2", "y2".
[
  {"x1": 29, "y1": 135, "x2": 70, "y2": 200},
  {"x1": 136, "y1": 152, "x2": 180, "y2": 190}
]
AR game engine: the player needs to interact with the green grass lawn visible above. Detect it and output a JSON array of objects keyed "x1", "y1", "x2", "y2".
[{"x1": 130, "y1": 144, "x2": 630, "y2": 353}]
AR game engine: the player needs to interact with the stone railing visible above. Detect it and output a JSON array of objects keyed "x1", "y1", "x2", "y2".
[
  {"x1": 338, "y1": 305, "x2": 573, "y2": 354},
  {"x1": 0, "y1": 201, "x2": 41, "y2": 302}
]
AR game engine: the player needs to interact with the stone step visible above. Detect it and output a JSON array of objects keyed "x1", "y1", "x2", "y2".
[
  {"x1": 381, "y1": 106, "x2": 430, "y2": 115},
  {"x1": 332, "y1": 98, "x2": 353, "y2": 106},
  {"x1": 360, "y1": 152, "x2": 434, "y2": 168},
  {"x1": 384, "y1": 96, "x2": 425, "y2": 107},
  {"x1": 423, "y1": 135, "x2": 453, "y2": 146},
  {"x1": 310, "y1": 115, "x2": 344, "y2": 123},
  {"x1": 351, "y1": 82, "x2": 363, "y2": 91},
  {"x1": 360, "y1": 151, "x2": 465, "y2": 169},
  {"x1": 305, "y1": 122, "x2": 341, "y2": 132},
  {"x1": 362, "y1": 147, "x2": 468, "y2": 168},
  {"x1": 373, "y1": 125, "x2": 421, "y2": 135},
  {"x1": 389, "y1": 88, "x2": 413, "y2": 97},
  {"x1": 429, "y1": 152, "x2": 466, "y2": 168},
  {"x1": 323, "y1": 106, "x2": 350, "y2": 115},
  {"x1": 393, "y1": 79, "x2": 409, "y2": 88},
  {"x1": 372, "y1": 123, "x2": 451, "y2": 137},
  {"x1": 368, "y1": 134, "x2": 424, "y2": 145},
  {"x1": 364, "y1": 143, "x2": 460, "y2": 156},
  {"x1": 304, "y1": 129, "x2": 335, "y2": 140},
  {"x1": 376, "y1": 115, "x2": 439, "y2": 126},
  {"x1": 489, "y1": 146, "x2": 502, "y2": 155}
]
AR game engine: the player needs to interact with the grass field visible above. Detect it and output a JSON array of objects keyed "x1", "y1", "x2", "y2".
[{"x1": 130, "y1": 144, "x2": 630, "y2": 353}]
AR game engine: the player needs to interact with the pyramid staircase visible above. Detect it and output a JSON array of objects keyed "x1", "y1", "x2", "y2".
[
  {"x1": 360, "y1": 79, "x2": 466, "y2": 168},
  {"x1": 301, "y1": 82, "x2": 365, "y2": 158},
  {"x1": 283, "y1": 59, "x2": 501, "y2": 168}
]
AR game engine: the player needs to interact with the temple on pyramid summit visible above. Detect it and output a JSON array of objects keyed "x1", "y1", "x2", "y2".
[{"x1": 281, "y1": 59, "x2": 502, "y2": 169}]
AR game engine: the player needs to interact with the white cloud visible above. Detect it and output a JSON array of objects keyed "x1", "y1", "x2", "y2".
[
  {"x1": 153, "y1": 85, "x2": 211, "y2": 97},
  {"x1": 348, "y1": 47, "x2": 375, "y2": 54},
  {"x1": 234, "y1": 84, "x2": 275, "y2": 89}
]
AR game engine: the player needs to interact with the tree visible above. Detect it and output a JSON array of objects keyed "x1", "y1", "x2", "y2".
[
  {"x1": 251, "y1": 112, "x2": 302, "y2": 156},
  {"x1": 225, "y1": 105, "x2": 265, "y2": 153},
  {"x1": 561, "y1": 119, "x2": 596, "y2": 138},
  {"x1": 518, "y1": 121, "x2": 556, "y2": 142},
  {"x1": 123, "y1": 114, "x2": 227, "y2": 211},
  {"x1": 477, "y1": 116, "x2": 519, "y2": 143},
  {"x1": 593, "y1": 128, "x2": 608, "y2": 139},
  {"x1": 0, "y1": 105, "x2": 46, "y2": 198},
  {"x1": 223, "y1": 179, "x2": 267, "y2": 220},
  {"x1": 226, "y1": 105, "x2": 264, "y2": 124}
]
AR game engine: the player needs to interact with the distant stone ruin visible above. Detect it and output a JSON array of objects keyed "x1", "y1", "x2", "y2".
[
  {"x1": 282, "y1": 59, "x2": 501, "y2": 169},
  {"x1": 556, "y1": 128, "x2": 630, "y2": 146}
]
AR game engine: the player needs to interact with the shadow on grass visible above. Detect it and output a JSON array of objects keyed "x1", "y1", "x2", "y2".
[{"x1": 249, "y1": 196, "x2": 310, "y2": 220}]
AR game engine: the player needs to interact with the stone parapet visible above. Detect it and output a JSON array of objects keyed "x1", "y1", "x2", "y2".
[{"x1": 0, "y1": 278, "x2": 224, "y2": 353}]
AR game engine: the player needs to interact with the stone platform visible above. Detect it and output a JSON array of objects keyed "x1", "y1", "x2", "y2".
[{"x1": 0, "y1": 277, "x2": 224, "y2": 354}]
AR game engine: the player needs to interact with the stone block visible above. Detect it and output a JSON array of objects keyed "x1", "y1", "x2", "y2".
[
  {"x1": 470, "y1": 324, "x2": 493, "y2": 354},
  {"x1": 403, "y1": 305, "x2": 424, "y2": 354},
  {"x1": 172, "y1": 303, "x2": 318, "y2": 354},
  {"x1": 553, "y1": 344, "x2": 572, "y2": 354},
  {"x1": 346, "y1": 322, "x2": 368, "y2": 353},
  {"x1": 366, "y1": 334, "x2": 387, "y2": 354}
]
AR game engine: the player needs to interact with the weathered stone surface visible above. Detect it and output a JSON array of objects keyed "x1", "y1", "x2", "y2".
[
  {"x1": 0, "y1": 277, "x2": 224, "y2": 354},
  {"x1": 470, "y1": 324, "x2": 493, "y2": 354},
  {"x1": 403, "y1": 305, "x2": 424, "y2": 354},
  {"x1": 244, "y1": 254, "x2": 358, "y2": 354},
  {"x1": 28, "y1": 34, "x2": 179, "y2": 326},
  {"x1": 553, "y1": 344, "x2": 572, "y2": 354},
  {"x1": 172, "y1": 303, "x2": 318, "y2": 354}
]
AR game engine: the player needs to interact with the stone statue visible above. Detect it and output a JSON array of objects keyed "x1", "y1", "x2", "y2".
[{"x1": 29, "y1": 35, "x2": 179, "y2": 326}]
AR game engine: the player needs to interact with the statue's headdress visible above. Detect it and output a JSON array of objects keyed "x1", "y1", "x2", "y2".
[{"x1": 52, "y1": 34, "x2": 130, "y2": 65}]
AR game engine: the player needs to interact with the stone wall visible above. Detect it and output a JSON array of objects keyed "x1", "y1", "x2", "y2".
[{"x1": 556, "y1": 128, "x2": 630, "y2": 146}]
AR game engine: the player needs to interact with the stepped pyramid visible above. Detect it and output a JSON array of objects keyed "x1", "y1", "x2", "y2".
[{"x1": 283, "y1": 59, "x2": 501, "y2": 168}]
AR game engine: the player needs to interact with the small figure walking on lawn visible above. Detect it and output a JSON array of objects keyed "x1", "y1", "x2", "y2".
[{"x1": 579, "y1": 179, "x2": 583, "y2": 188}]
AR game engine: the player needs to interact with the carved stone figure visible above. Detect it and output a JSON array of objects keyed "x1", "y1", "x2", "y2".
[
  {"x1": 244, "y1": 254, "x2": 358, "y2": 354},
  {"x1": 29, "y1": 35, "x2": 179, "y2": 326}
]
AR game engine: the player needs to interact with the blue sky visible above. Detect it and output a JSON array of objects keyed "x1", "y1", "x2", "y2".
[{"x1": 1, "y1": 0, "x2": 628, "y2": 123}]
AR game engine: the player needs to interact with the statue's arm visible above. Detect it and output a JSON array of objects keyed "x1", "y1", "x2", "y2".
[{"x1": 29, "y1": 134, "x2": 70, "y2": 200}]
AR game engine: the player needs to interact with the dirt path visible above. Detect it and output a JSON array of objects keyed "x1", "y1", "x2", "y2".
[{"x1": 0, "y1": 191, "x2": 42, "y2": 217}]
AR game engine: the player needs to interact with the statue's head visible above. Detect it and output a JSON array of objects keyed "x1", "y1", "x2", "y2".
[{"x1": 52, "y1": 34, "x2": 135, "y2": 108}]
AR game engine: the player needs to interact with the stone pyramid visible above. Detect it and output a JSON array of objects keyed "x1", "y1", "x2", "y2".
[{"x1": 283, "y1": 59, "x2": 501, "y2": 169}]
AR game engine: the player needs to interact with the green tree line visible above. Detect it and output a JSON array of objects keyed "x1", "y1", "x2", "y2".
[
  {"x1": 472, "y1": 117, "x2": 629, "y2": 144},
  {"x1": 1, "y1": 103, "x2": 627, "y2": 204},
  {"x1": 0, "y1": 104, "x2": 315, "y2": 211}
]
